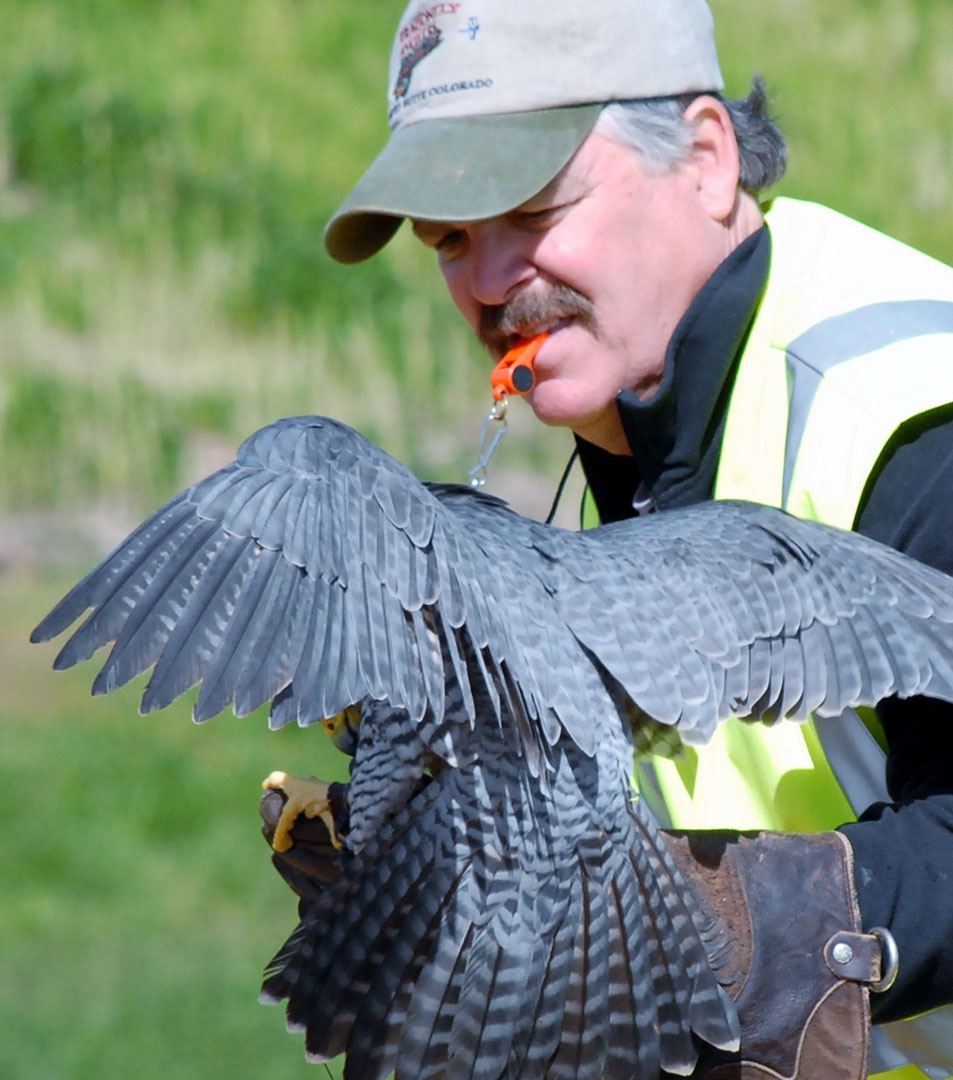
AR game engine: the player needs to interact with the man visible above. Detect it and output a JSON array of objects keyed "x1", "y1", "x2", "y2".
[{"x1": 317, "y1": 1, "x2": 953, "y2": 1075}]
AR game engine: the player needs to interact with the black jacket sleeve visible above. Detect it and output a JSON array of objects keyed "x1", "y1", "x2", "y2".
[{"x1": 838, "y1": 407, "x2": 953, "y2": 1022}]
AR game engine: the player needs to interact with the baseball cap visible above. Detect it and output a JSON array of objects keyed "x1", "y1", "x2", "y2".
[{"x1": 325, "y1": 0, "x2": 724, "y2": 263}]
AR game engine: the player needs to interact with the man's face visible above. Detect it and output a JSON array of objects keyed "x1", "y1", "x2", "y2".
[{"x1": 413, "y1": 130, "x2": 736, "y2": 452}]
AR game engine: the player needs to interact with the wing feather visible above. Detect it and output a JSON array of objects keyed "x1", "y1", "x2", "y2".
[
  {"x1": 197, "y1": 551, "x2": 299, "y2": 720},
  {"x1": 31, "y1": 495, "x2": 195, "y2": 646},
  {"x1": 138, "y1": 539, "x2": 260, "y2": 713},
  {"x1": 558, "y1": 499, "x2": 953, "y2": 735},
  {"x1": 91, "y1": 522, "x2": 228, "y2": 695}
]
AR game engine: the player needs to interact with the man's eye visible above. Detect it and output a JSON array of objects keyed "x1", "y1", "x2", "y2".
[{"x1": 436, "y1": 229, "x2": 467, "y2": 253}]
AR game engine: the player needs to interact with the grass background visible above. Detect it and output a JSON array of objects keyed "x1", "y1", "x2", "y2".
[{"x1": 2, "y1": 1, "x2": 953, "y2": 1077}]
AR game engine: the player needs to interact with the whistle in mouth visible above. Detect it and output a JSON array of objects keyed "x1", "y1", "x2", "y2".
[{"x1": 490, "y1": 333, "x2": 547, "y2": 401}]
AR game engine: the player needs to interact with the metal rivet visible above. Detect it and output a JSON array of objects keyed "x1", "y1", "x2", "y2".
[{"x1": 832, "y1": 942, "x2": 854, "y2": 966}]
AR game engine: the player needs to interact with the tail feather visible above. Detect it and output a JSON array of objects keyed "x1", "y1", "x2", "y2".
[
  {"x1": 397, "y1": 906, "x2": 475, "y2": 1079},
  {"x1": 625, "y1": 801, "x2": 738, "y2": 1073},
  {"x1": 262, "y1": 758, "x2": 739, "y2": 1077},
  {"x1": 263, "y1": 784, "x2": 447, "y2": 1055},
  {"x1": 602, "y1": 875, "x2": 657, "y2": 1079},
  {"x1": 344, "y1": 867, "x2": 462, "y2": 1080},
  {"x1": 333, "y1": 861, "x2": 456, "y2": 1075},
  {"x1": 303, "y1": 848, "x2": 456, "y2": 1061},
  {"x1": 546, "y1": 870, "x2": 611, "y2": 1079},
  {"x1": 634, "y1": 873, "x2": 699, "y2": 1075},
  {"x1": 506, "y1": 876, "x2": 580, "y2": 1079},
  {"x1": 448, "y1": 931, "x2": 515, "y2": 1079}
]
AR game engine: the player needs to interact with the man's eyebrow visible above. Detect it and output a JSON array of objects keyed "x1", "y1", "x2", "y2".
[{"x1": 518, "y1": 184, "x2": 558, "y2": 208}]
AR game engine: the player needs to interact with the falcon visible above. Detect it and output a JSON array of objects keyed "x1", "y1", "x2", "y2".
[{"x1": 31, "y1": 415, "x2": 953, "y2": 1079}]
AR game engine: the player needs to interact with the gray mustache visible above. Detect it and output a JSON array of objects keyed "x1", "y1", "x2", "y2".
[{"x1": 479, "y1": 283, "x2": 596, "y2": 356}]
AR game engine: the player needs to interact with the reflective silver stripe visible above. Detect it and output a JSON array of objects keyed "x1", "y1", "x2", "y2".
[
  {"x1": 783, "y1": 299, "x2": 953, "y2": 508},
  {"x1": 812, "y1": 710, "x2": 890, "y2": 816}
]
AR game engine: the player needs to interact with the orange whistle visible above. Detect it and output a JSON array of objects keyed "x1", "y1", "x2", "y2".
[{"x1": 490, "y1": 333, "x2": 547, "y2": 401}]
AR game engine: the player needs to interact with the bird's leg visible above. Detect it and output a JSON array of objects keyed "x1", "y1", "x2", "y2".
[{"x1": 261, "y1": 770, "x2": 344, "y2": 853}]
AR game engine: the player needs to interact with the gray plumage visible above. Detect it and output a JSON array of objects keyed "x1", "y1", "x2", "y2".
[{"x1": 31, "y1": 414, "x2": 953, "y2": 1078}]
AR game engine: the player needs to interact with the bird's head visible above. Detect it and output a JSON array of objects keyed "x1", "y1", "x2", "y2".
[{"x1": 321, "y1": 704, "x2": 361, "y2": 756}]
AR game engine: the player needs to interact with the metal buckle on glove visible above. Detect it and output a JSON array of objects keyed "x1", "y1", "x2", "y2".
[
  {"x1": 824, "y1": 926, "x2": 899, "y2": 993},
  {"x1": 868, "y1": 926, "x2": 900, "y2": 993}
]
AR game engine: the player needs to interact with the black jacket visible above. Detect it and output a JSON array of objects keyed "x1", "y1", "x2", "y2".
[{"x1": 576, "y1": 225, "x2": 953, "y2": 1024}]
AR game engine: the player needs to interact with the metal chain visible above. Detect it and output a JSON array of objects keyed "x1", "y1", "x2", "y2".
[{"x1": 467, "y1": 396, "x2": 509, "y2": 488}]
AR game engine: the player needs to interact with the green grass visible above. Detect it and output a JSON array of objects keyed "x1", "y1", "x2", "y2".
[
  {"x1": 1, "y1": 570, "x2": 349, "y2": 1078},
  {"x1": 3, "y1": 1, "x2": 953, "y2": 1075},
  {"x1": 711, "y1": 0, "x2": 953, "y2": 258}
]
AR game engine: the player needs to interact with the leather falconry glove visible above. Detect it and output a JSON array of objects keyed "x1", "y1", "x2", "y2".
[{"x1": 663, "y1": 829, "x2": 899, "y2": 1080}]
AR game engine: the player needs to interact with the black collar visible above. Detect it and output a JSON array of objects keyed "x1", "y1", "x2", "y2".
[{"x1": 576, "y1": 225, "x2": 771, "y2": 520}]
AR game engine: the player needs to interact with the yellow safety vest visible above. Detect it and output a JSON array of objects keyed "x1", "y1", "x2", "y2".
[{"x1": 591, "y1": 198, "x2": 953, "y2": 1079}]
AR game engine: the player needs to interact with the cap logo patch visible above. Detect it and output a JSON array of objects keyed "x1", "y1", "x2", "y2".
[
  {"x1": 394, "y1": 4, "x2": 463, "y2": 98},
  {"x1": 391, "y1": 4, "x2": 494, "y2": 123},
  {"x1": 394, "y1": 19, "x2": 444, "y2": 99}
]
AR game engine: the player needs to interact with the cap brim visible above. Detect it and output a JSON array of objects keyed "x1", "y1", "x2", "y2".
[{"x1": 324, "y1": 104, "x2": 602, "y2": 264}]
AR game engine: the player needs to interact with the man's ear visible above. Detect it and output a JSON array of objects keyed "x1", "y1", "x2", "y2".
[{"x1": 683, "y1": 95, "x2": 742, "y2": 223}]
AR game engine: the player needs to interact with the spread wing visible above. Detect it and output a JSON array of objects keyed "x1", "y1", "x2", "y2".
[
  {"x1": 30, "y1": 416, "x2": 607, "y2": 768},
  {"x1": 547, "y1": 499, "x2": 953, "y2": 742},
  {"x1": 32, "y1": 415, "x2": 953, "y2": 765}
]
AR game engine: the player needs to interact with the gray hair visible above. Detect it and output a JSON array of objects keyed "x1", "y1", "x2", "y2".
[{"x1": 594, "y1": 76, "x2": 787, "y2": 194}]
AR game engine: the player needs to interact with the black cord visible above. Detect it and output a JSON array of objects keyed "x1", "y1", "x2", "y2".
[{"x1": 544, "y1": 447, "x2": 580, "y2": 525}]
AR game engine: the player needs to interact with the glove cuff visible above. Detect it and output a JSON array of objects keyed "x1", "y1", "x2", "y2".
[{"x1": 664, "y1": 829, "x2": 889, "y2": 1080}]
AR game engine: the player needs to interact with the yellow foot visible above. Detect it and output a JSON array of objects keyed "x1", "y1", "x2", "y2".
[{"x1": 261, "y1": 770, "x2": 342, "y2": 853}]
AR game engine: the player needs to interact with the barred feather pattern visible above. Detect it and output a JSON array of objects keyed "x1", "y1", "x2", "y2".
[{"x1": 261, "y1": 689, "x2": 738, "y2": 1079}]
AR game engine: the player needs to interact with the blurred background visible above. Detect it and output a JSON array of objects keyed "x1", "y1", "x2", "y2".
[{"x1": 2, "y1": 1, "x2": 952, "y2": 1076}]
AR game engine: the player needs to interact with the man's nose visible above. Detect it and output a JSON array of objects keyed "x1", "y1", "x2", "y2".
[{"x1": 467, "y1": 227, "x2": 536, "y2": 307}]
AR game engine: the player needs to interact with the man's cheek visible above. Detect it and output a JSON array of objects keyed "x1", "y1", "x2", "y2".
[{"x1": 441, "y1": 273, "x2": 478, "y2": 327}]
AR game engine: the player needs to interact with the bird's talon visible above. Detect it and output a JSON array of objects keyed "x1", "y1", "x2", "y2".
[{"x1": 262, "y1": 770, "x2": 343, "y2": 852}]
